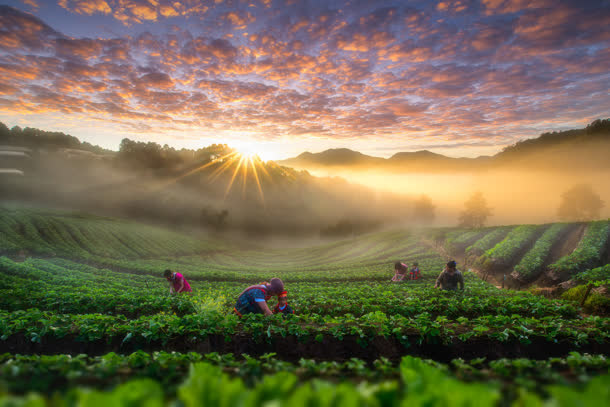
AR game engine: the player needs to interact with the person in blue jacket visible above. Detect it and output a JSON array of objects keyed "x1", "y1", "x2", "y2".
[{"x1": 233, "y1": 278, "x2": 284, "y2": 316}]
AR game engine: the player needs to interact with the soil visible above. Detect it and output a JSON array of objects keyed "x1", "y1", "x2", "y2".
[
  {"x1": 463, "y1": 230, "x2": 511, "y2": 265},
  {"x1": 447, "y1": 231, "x2": 489, "y2": 256},
  {"x1": 535, "y1": 223, "x2": 587, "y2": 286},
  {"x1": 3, "y1": 334, "x2": 607, "y2": 363},
  {"x1": 484, "y1": 227, "x2": 549, "y2": 282}
]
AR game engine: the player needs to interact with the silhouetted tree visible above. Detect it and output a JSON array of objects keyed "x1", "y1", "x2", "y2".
[
  {"x1": 459, "y1": 191, "x2": 492, "y2": 228},
  {"x1": 557, "y1": 184, "x2": 604, "y2": 221},
  {"x1": 200, "y1": 206, "x2": 229, "y2": 231},
  {"x1": 10, "y1": 125, "x2": 22, "y2": 137},
  {"x1": 0, "y1": 122, "x2": 9, "y2": 142},
  {"x1": 585, "y1": 118, "x2": 610, "y2": 134},
  {"x1": 0, "y1": 121, "x2": 107, "y2": 153},
  {"x1": 413, "y1": 194, "x2": 435, "y2": 224}
]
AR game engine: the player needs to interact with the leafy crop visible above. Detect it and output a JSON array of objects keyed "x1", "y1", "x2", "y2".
[
  {"x1": 549, "y1": 221, "x2": 610, "y2": 277},
  {"x1": 477, "y1": 225, "x2": 542, "y2": 271},
  {"x1": 465, "y1": 227, "x2": 512, "y2": 258},
  {"x1": 575, "y1": 264, "x2": 610, "y2": 285},
  {"x1": 1, "y1": 208, "x2": 610, "y2": 406},
  {"x1": 513, "y1": 223, "x2": 569, "y2": 281},
  {"x1": 1, "y1": 356, "x2": 609, "y2": 406}
]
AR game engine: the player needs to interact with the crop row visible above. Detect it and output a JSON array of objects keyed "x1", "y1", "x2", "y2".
[
  {"x1": 200, "y1": 233, "x2": 425, "y2": 272},
  {"x1": 1, "y1": 258, "x2": 581, "y2": 319},
  {"x1": 476, "y1": 225, "x2": 543, "y2": 271},
  {"x1": 1, "y1": 355, "x2": 609, "y2": 407},
  {"x1": 1, "y1": 207, "x2": 426, "y2": 270},
  {"x1": 1, "y1": 351, "x2": 607, "y2": 397},
  {"x1": 444, "y1": 229, "x2": 489, "y2": 254},
  {"x1": 512, "y1": 224, "x2": 570, "y2": 281},
  {"x1": 1, "y1": 308, "x2": 607, "y2": 347},
  {"x1": 69, "y1": 252, "x2": 445, "y2": 282},
  {"x1": 465, "y1": 228, "x2": 513, "y2": 258},
  {"x1": 0, "y1": 206, "x2": 224, "y2": 259},
  {"x1": 549, "y1": 220, "x2": 610, "y2": 277}
]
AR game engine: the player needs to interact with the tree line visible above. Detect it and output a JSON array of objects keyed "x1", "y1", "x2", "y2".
[
  {"x1": 0, "y1": 122, "x2": 109, "y2": 154},
  {"x1": 456, "y1": 186, "x2": 605, "y2": 228}
]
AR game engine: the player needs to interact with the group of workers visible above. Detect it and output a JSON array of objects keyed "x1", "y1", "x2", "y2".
[
  {"x1": 162, "y1": 259, "x2": 464, "y2": 317},
  {"x1": 392, "y1": 260, "x2": 465, "y2": 290},
  {"x1": 163, "y1": 270, "x2": 293, "y2": 316},
  {"x1": 391, "y1": 261, "x2": 420, "y2": 281}
]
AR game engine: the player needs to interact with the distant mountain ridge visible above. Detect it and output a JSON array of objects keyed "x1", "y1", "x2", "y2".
[{"x1": 278, "y1": 119, "x2": 610, "y2": 172}]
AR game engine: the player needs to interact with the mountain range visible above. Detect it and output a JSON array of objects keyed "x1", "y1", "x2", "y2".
[{"x1": 278, "y1": 119, "x2": 610, "y2": 172}]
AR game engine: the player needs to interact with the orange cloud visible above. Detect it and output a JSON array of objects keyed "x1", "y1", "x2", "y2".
[
  {"x1": 59, "y1": 0, "x2": 112, "y2": 15},
  {"x1": 379, "y1": 41, "x2": 433, "y2": 63},
  {"x1": 0, "y1": 6, "x2": 57, "y2": 50},
  {"x1": 481, "y1": 0, "x2": 553, "y2": 15},
  {"x1": 58, "y1": 1, "x2": 209, "y2": 25},
  {"x1": 21, "y1": 0, "x2": 40, "y2": 9},
  {"x1": 138, "y1": 72, "x2": 174, "y2": 89},
  {"x1": 128, "y1": 1, "x2": 157, "y2": 21},
  {"x1": 337, "y1": 31, "x2": 395, "y2": 52},
  {"x1": 0, "y1": 82, "x2": 19, "y2": 94},
  {"x1": 290, "y1": 18, "x2": 309, "y2": 33},
  {"x1": 221, "y1": 11, "x2": 255, "y2": 29},
  {"x1": 436, "y1": 1, "x2": 469, "y2": 13},
  {"x1": 1, "y1": 3, "x2": 609, "y2": 149},
  {"x1": 56, "y1": 38, "x2": 104, "y2": 60}
]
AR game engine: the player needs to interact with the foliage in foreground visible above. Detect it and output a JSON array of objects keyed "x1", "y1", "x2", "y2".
[
  {"x1": 1, "y1": 356, "x2": 609, "y2": 406},
  {"x1": 1, "y1": 351, "x2": 608, "y2": 397}
]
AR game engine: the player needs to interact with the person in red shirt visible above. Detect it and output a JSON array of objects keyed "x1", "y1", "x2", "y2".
[
  {"x1": 409, "y1": 262, "x2": 421, "y2": 280},
  {"x1": 163, "y1": 269, "x2": 192, "y2": 295},
  {"x1": 273, "y1": 291, "x2": 294, "y2": 316}
]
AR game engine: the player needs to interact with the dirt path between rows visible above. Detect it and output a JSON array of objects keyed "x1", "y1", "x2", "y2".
[
  {"x1": 534, "y1": 223, "x2": 586, "y2": 286},
  {"x1": 544, "y1": 224, "x2": 586, "y2": 268}
]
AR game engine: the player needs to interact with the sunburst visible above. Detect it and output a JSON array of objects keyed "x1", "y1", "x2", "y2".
[{"x1": 145, "y1": 148, "x2": 270, "y2": 206}]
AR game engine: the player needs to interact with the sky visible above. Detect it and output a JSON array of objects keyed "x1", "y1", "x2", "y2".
[{"x1": 0, "y1": 0, "x2": 608, "y2": 160}]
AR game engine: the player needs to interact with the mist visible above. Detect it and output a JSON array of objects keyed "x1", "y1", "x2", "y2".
[
  {"x1": 306, "y1": 167, "x2": 610, "y2": 226},
  {"x1": 0, "y1": 148, "x2": 417, "y2": 239},
  {"x1": 2, "y1": 121, "x2": 610, "y2": 238}
]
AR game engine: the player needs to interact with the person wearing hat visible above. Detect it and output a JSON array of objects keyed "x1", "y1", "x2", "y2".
[
  {"x1": 434, "y1": 260, "x2": 464, "y2": 291},
  {"x1": 273, "y1": 291, "x2": 294, "y2": 316},
  {"x1": 391, "y1": 261, "x2": 408, "y2": 282},
  {"x1": 233, "y1": 278, "x2": 285, "y2": 316},
  {"x1": 409, "y1": 261, "x2": 421, "y2": 280}
]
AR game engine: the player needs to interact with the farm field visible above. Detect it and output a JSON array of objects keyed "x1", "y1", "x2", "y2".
[{"x1": 1, "y1": 206, "x2": 609, "y2": 405}]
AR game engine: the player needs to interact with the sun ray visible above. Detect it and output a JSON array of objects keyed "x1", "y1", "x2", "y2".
[
  {"x1": 223, "y1": 155, "x2": 245, "y2": 199},
  {"x1": 175, "y1": 151, "x2": 239, "y2": 182},
  {"x1": 137, "y1": 151, "x2": 241, "y2": 195},
  {"x1": 250, "y1": 157, "x2": 266, "y2": 206},
  {"x1": 208, "y1": 152, "x2": 242, "y2": 182},
  {"x1": 241, "y1": 156, "x2": 249, "y2": 197},
  {"x1": 255, "y1": 158, "x2": 271, "y2": 180}
]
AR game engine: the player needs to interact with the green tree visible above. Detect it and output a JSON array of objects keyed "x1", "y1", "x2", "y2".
[
  {"x1": 459, "y1": 191, "x2": 492, "y2": 228},
  {"x1": 557, "y1": 184, "x2": 604, "y2": 221}
]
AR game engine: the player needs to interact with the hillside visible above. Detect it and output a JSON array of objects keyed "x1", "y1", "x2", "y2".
[
  {"x1": 291, "y1": 148, "x2": 385, "y2": 167},
  {"x1": 435, "y1": 221, "x2": 610, "y2": 293},
  {"x1": 0, "y1": 128, "x2": 416, "y2": 237},
  {"x1": 2, "y1": 207, "x2": 608, "y2": 289},
  {"x1": 278, "y1": 119, "x2": 610, "y2": 172},
  {"x1": 1, "y1": 207, "x2": 609, "y2": 405}
]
